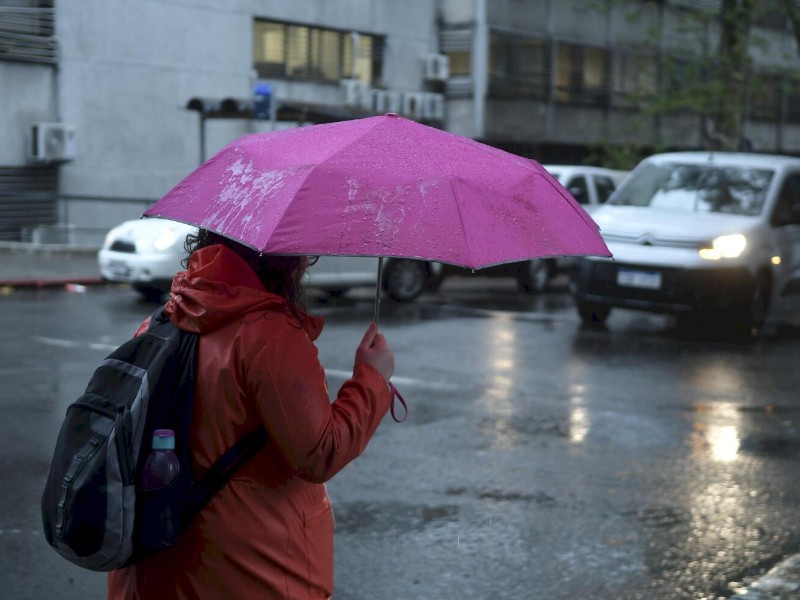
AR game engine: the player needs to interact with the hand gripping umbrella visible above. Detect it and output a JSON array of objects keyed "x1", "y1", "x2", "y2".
[{"x1": 144, "y1": 113, "x2": 611, "y2": 321}]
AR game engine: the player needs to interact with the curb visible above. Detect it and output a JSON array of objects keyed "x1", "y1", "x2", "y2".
[
  {"x1": 0, "y1": 277, "x2": 106, "y2": 290},
  {"x1": 0, "y1": 241, "x2": 101, "y2": 257},
  {"x1": 0, "y1": 241, "x2": 106, "y2": 289}
]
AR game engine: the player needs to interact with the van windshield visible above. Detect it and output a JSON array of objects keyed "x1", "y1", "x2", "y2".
[{"x1": 610, "y1": 162, "x2": 773, "y2": 216}]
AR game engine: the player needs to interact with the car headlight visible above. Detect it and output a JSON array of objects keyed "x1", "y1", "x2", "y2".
[
  {"x1": 153, "y1": 227, "x2": 180, "y2": 251},
  {"x1": 698, "y1": 234, "x2": 747, "y2": 260}
]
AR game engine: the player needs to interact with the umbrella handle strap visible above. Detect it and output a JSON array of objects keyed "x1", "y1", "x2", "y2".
[{"x1": 388, "y1": 381, "x2": 408, "y2": 423}]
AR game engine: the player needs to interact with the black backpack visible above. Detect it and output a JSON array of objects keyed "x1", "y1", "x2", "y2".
[{"x1": 41, "y1": 307, "x2": 268, "y2": 571}]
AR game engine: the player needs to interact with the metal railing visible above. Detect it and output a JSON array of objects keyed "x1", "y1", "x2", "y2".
[{"x1": 0, "y1": 3, "x2": 56, "y2": 65}]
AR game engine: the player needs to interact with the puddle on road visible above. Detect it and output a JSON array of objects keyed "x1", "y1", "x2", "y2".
[
  {"x1": 332, "y1": 500, "x2": 459, "y2": 535},
  {"x1": 476, "y1": 413, "x2": 571, "y2": 449},
  {"x1": 621, "y1": 506, "x2": 690, "y2": 529},
  {"x1": 739, "y1": 434, "x2": 800, "y2": 458},
  {"x1": 444, "y1": 485, "x2": 557, "y2": 508},
  {"x1": 687, "y1": 403, "x2": 799, "y2": 463}
]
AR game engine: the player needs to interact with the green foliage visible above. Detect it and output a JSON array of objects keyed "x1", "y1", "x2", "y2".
[
  {"x1": 587, "y1": 0, "x2": 799, "y2": 152},
  {"x1": 584, "y1": 142, "x2": 653, "y2": 171}
]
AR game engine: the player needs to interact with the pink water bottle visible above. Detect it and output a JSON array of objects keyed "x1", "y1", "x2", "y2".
[{"x1": 141, "y1": 429, "x2": 180, "y2": 490}]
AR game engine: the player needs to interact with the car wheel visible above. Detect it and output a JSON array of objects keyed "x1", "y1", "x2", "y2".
[
  {"x1": 732, "y1": 272, "x2": 770, "y2": 338},
  {"x1": 577, "y1": 302, "x2": 611, "y2": 325},
  {"x1": 518, "y1": 259, "x2": 551, "y2": 294},
  {"x1": 383, "y1": 259, "x2": 426, "y2": 302},
  {"x1": 425, "y1": 269, "x2": 444, "y2": 292},
  {"x1": 133, "y1": 285, "x2": 166, "y2": 303}
]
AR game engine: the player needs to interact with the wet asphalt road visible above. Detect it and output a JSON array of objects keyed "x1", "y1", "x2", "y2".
[{"x1": 2, "y1": 278, "x2": 799, "y2": 600}]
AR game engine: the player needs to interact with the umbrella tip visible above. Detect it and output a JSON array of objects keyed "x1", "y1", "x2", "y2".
[{"x1": 385, "y1": 112, "x2": 399, "y2": 118}]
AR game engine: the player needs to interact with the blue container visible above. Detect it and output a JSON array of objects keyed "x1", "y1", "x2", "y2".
[{"x1": 253, "y1": 83, "x2": 272, "y2": 119}]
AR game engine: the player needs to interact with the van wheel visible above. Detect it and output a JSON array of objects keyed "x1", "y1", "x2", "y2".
[
  {"x1": 577, "y1": 302, "x2": 611, "y2": 325},
  {"x1": 518, "y1": 259, "x2": 550, "y2": 294},
  {"x1": 732, "y1": 273, "x2": 770, "y2": 338},
  {"x1": 383, "y1": 259, "x2": 426, "y2": 302}
]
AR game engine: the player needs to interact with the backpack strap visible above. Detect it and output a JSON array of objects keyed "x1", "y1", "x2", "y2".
[
  {"x1": 148, "y1": 305, "x2": 169, "y2": 328},
  {"x1": 146, "y1": 304, "x2": 269, "y2": 507},
  {"x1": 191, "y1": 427, "x2": 269, "y2": 508}
]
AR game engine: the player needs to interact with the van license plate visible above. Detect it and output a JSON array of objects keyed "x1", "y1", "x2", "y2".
[{"x1": 617, "y1": 269, "x2": 661, "y2": 289}]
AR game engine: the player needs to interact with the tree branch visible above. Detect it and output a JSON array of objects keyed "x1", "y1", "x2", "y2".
[{"x1": 783, "y1": 0, "x2": 800, "y2": 57}]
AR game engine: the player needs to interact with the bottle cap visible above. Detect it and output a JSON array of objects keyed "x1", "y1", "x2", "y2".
[{"x1": 152, "y1": 429, "x2": 175, "y2": 450}]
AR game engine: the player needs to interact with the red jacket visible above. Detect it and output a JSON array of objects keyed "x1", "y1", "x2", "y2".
[{"x1": 107, "y1": 245, "x2": 392, "y2": 599}]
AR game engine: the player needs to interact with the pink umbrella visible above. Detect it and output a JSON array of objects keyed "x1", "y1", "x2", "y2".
[{"x1": 145, "y1": 113, "x2": 610, "y2": 316}]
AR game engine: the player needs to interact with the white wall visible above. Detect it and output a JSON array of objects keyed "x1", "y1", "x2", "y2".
[
  {"x1": 41, "y1": 0, "x2": 438, "y2": 235},
  {"x1": 0, "y1": 63, "x2": 56, "y2": 164}
]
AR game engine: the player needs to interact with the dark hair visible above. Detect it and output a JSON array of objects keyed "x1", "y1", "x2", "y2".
[{"x1": 182, "y1": 229, "x2": 307, "y2": 312}]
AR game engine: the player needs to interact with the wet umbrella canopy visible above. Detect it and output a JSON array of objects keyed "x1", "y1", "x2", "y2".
[{"x1": 144, "y1": 114, "x2": 611, "y2": 270}]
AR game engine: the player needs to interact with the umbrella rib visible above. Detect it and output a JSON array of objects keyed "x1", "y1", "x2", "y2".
[
  {"x1": 414, "y1": 138, "x2": 477, "y2": 268},
  {"x1": 447, "y1": 131, "x2": 604, "y2": 234},
  {"x1": 419, "y1": 131, "x2": 603, "y2": 267},
  {"x1": 212, "y1": 126, "x2": 381, "y2": 256}
]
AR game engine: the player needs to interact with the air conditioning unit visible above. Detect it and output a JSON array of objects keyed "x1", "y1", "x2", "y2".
[
  {"x1": 373, "y1": 90, "x2": 402, "y2": 114},
  {"x1": 30, "y1": 122, "x2": 77, "y2": 162},
  {"x1": 340, "y1": 79, "x2": 370, "y2": 107},
  {"x1": 401, "y1": 92, "x2": 425, "y2": 118},
  {"x1": 423, "y1": 53, "x2": 450, "y2": 81},
  {"x1": 421, "y1": 93, "x2": 445, "y2": 120}
]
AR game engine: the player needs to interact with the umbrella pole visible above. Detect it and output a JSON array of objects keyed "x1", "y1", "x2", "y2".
[{"x1": 373, "y1": 257, "x2": 384, "y2": 324}]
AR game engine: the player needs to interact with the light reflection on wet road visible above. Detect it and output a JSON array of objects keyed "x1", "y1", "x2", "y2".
[{"x1": 1, "y1": 279, "x2": 799, "y2": 599}]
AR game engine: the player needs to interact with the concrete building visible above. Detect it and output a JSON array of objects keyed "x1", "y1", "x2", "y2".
[
  {"x1": 439, "y1": 0, "x2": 800, "y2": 160},
  {"x1": 2, "y1": 0, "x2": 800, "y2": 244},
  {"x1": 1, "y1": 0, "x2": 440, "y2": 243}
]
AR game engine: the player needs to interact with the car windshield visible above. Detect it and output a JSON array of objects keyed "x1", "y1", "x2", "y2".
[{"x1": 610, "y1": 162, "x2": 774, "y2": 216}]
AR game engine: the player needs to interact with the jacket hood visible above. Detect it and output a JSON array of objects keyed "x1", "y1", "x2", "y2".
[{"x1": 165, "y1": 244, "x2": 322, "y2": 338}]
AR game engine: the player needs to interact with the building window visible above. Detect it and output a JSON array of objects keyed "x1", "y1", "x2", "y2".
[
  {"x1": 611, "y1": 51, "x2": 657, "y2": 109},
  {"x1": 488, "y1": 33, "x2": 549, "y2": 99},
  {"x1": 749, "y1": 73, "x2": 781, "y2": 121},
  {"x1": 0, "y1": 0, "x2": 56, "y2": 65},
  {"x1": 786, "y1": 77, "x2": 800, "y2": 124},
  {"x1": 555, "y1": 43, "x2": 610, "y2": 106},
  {"x1": 752, "y1": 0, "x2": 790, "y2": 31},
  {"x1": 447, "y1": 50, "x2": 470, "y2": 77},
  {"x1": 661, "y1": 57, "x2": 709, "y2": 109},
  {"x1": 253, "y1": 20, "x2": 384, "y2": 85}
]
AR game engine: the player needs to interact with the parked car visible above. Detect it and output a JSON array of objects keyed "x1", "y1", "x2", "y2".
[
  {"x1": 98, "y1": 217, "x2": 195, "y2": 301},
  {"x1": 98, "y1": 218, "x2": 436, "y2": 302},
  {"x1": 544, "y1": 164, "x2": 629, "y2": 213},
  {"x1": 570, "y1": 151, "x2": 800, "y2": 337},
  {"x1": 303, "y1": 255, "x2": 441, "y2": 302},
  {"x1": 436, "y1": 165, "x2": 629, "y2": 293}
]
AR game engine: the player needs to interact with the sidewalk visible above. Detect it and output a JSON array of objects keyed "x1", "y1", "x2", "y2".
[{"x1": 0, "y1": 242, "x2": 104, "y2": 289}]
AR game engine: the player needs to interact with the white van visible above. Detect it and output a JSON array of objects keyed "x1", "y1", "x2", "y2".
[{"x1": 571, "y1": 151, "x2": 800, "y2": 336}]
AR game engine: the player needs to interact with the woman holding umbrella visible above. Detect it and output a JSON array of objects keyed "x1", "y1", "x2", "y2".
[
  {"x1": 107, "y1": 230, "x2": 396, "y2": 599},
  {"x1": 110, "y1": 113, "x2": 609, "y2": 599}
]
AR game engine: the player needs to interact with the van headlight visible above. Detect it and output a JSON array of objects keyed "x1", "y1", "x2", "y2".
[{"x1": 698, "y1": 234, "x2": 747, "y2": 260}]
